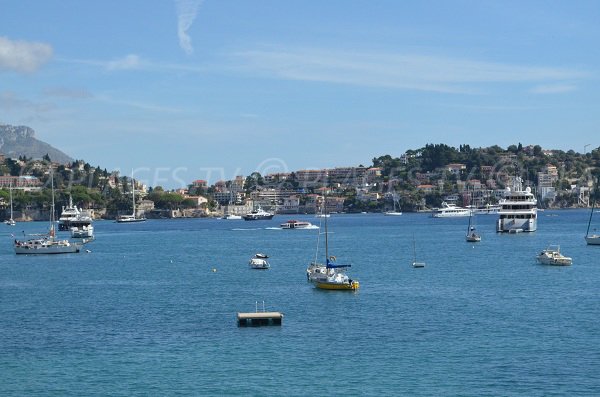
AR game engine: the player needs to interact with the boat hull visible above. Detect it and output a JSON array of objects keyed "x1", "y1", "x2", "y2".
[
  {"x1": 497, "y1": 218, "x2": 536, "y2": 233},
  {"x1": 433, "y1": 211, "x2": 470, "y2": 218},
  {"x1": 536, "y1": 257, "x2": 572, "y2": 266},
  {"x1": 585, "y1": 235, "x2": 600, "y2": 245},
  {"x1": 315, "y1": 280, "x2": 359, "y2": 290},
  {"x1": 116, "y1": 217, "x2": 146, "y2": 223},
  {"x1": 15, "y1": 244, "x2": 80, "y2": 254},
  {"x1": 249, "y1": 257, "x2": 270, "y2": 269},
  {"x1": 243, "y1": 215, "x2": 274, "y2": 221}
]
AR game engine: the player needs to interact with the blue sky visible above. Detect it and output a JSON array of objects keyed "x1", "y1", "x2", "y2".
[{"x1": 1, "y1": 0, "x2": 599, "y2": 187}]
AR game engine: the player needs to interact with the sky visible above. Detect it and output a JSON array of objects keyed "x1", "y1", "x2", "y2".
[{"x1": 1, "y1": 0, "x2": 599, "y2": 188}]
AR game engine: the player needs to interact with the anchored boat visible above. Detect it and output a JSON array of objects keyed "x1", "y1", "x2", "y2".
[
  {"x1": 536, "y1": 245, "x2": 572, "y2": 266},
  {"x1": 14, "y1": 171, "x2": 81, "y2": 255},
  {"x1": 497, "y1": 177, "x2": 537, "y2": 233},
  {"x1": 307, "y1": 200, "x2": 359, "y2": 291}
]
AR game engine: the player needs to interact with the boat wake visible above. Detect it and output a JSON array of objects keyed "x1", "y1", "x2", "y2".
[{"x1": 232, "y1": 228, "x2": 263, "y2": 231}]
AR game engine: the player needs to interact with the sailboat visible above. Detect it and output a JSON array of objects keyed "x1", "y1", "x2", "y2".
[
  {"x1": 412, "y1": 235, "x2": 425, "y2": 268},
  {"x1": 385, "y1": 193, "x2": 402, "y2": 216},
  {"x1": 585, "y1": 198, "x2": 600, "y2": 245},
  {"x1": 307, "y1": 199, "x2": 359, "y2": 290},
  {"x1": 465, "y1": 208, "x2": 481, "y2": 242},
  {"x1": 14, "y1": 171, "x2": 81, "y2": 254},
  {"x1": 116, "y1": 173, "x2": 146, "y2": 223},
  {"x1": 4, "y1": 181, "x2": 16, "y2": 226},
  {"x1": 315, "y1": 196, "x2": 330, "y2": 218}
]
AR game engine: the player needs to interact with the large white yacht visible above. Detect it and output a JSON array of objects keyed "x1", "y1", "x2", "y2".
[
  {"x1": 58, "y1": 196, "x2": 93, "y2": 231},
  {"x1": 496, "y1": 177, "x2": 537, "y2": 233},
  {"x1": 242, "y1": 206, "x2": 274, "y2": 221},
  {"x1": 432, "y1": 202, "x2": 471, "y2": 218}
]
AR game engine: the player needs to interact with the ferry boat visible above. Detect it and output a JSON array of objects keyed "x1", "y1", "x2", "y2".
[
  {"x1": 496, "y1": 177, "x2": 537, "y2": 233},
  {"x1": 280, "y1": 220, "x2": 313, "y2": 229},
  {"x1": 242, "y1": 206, "x2": 274, "y2": 221},
  {"x1": 432, "y1": 202, "x2": 471, "y2": 218}
]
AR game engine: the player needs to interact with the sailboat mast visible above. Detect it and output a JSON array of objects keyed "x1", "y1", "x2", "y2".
[
  {"x1": 9, "y1": 181, "x2": 13, "y2": 220},
  {"x1": 50, "y1": 170, "x2": 56, "y2": 235},
  {"x1": 314, "y1": 196, "x2": 324, "y2": 264},
  {"x1": 132, "y1": 176, "x2": 136, "y2": 217},
  {"x1": 324, "y1": 196, "x2": 329, "y2": 265},
  {"x1": 588, "y1": 179, "x2": 598, "y2": 237},
  {"x1": 587, "y1": 203, "x2": 594, "y2": 236},
  {"x1": 467, "y1": 205, "x2": 473, "y2": 235}
]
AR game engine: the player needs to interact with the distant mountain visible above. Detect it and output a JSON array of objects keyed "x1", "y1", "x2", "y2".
[{"x1": 0, "y1": 124, "x2": 73, "y2": 164}]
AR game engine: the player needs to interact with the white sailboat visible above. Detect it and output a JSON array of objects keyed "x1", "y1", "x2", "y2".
[
  {"x1": 385, "y1": 193, "x2": 402, "y2": 216},
  {"x1": 315, "y1": 196, "x2": 330, "y2": 217},
  {"x1": 307, "y1": 199, "x2": 359, "y2": 290},
  {"x1": 4, "y1": 181, "x2": 16, "y2": 226},
  {"x1": 585, "y1": 197, "x2": 600, "y2": 245},
  {"x1": 116, "y1": 173, "x2": 146, "y2": 223},
  {"x1": 465, "y1": 207, "x2": 481, "y2": 242},
  {"x1": 412, "y1": 235, "x2": 425, "y2": 268},
  {"x1": 14, "y1": 172, "x2": 81, "y2": 254}
]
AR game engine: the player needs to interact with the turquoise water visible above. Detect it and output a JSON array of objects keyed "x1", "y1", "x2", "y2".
[{"x1": 1, "y1": 211, "x2": 599, "y2": 396}]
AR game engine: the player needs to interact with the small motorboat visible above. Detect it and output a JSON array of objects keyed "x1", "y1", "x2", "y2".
[
  {"x1": 536, "y1": 245, "x2": 572, "y2": 266},
  {"x1": 71, "y1": 224, "x2": 94, "y2": 239},
  {"x1": 222, "y1": 214, "x2": 242, "y2": 220},
  {"x1": 249, "y1": 253, "x2": 270, "y2": 269}
]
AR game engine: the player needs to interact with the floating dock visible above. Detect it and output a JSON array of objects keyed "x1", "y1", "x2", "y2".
[{"x1": 237, "y1": 312, "x2": 283, "y2": 327}]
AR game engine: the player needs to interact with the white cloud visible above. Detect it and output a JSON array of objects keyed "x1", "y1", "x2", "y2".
[
  {"x1": 175, "y1": 0, "x2": 203, "y2": 55},
  {"x1": 0, "y1": 91, "x2": 54, "y2": 113},
  {"x1": 95, "y1": 94, "x2": 182, "y2": 113},
  {"x1": 107, "y1": 54, "x2": 142, "y2": 71},
  {"x1": 0, "y1": 36, "x2": 53, "y2": 73},
  {"x1": 529, "y1": 83, "x2": 577, "y2": 94},
  {"x1": 232, "y1": 47, "x2": 588, "y2": 94}
]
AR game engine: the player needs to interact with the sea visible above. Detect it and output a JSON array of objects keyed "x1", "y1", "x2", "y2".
[{"x1": 1, "y1": 210, "x2": 599, "y2": 396}]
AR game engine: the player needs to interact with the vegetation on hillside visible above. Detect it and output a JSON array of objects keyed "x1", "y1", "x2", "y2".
[{"x1": 1, "y1": 143, "x2": 599, "y2": 217}]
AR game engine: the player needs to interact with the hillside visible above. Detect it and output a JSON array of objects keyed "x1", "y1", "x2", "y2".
[{"x1": 0, "y1": 124, "x2": 73, "y2": 164}]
